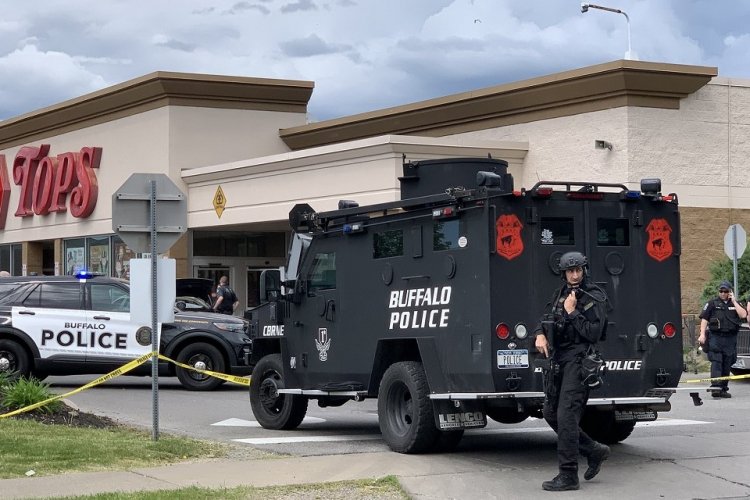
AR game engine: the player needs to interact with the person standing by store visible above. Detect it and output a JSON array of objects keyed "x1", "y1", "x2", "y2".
[
  {"x1": 698, "y1": 280, "x2": 746, "y2": 398},
  {"x1": 533, "y1": 251, "x2": 610, "y2": 491},
  {"x1": 213, "y1": 275, "x2": 239, "y2": 315}
]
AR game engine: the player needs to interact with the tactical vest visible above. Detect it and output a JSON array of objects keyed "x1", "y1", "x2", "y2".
[{"x1": 707, "y1": 298, "x2": 742, "y2": 334}]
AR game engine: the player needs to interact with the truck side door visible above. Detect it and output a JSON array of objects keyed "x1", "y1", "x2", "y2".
[{"x1": 291, "y1": 244, "x2": 339, "y2": 386}]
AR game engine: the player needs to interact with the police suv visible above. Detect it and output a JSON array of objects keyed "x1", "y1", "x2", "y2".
[
  {"x1": 246, "y1": 157, "x2": 685, "y2": 453},
  {"x1": 0, "y1": 273, "x2": 251, "y2": 390}
]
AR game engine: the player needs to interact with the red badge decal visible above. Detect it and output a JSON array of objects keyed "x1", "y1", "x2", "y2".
[
  {"x1": 496, "y1": 214, "x2": 524, "y2": 260},
  {"x1": 646, "y1": 218, "x2": 673, "y2": 262}
]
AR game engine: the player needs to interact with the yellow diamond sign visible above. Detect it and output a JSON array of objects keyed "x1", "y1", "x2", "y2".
[{"x1": 213, "y1": 186, "x2": 226, "y2": 218}]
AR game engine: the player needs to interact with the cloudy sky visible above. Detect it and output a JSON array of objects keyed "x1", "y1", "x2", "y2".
[{"x1": 1, "y1": 0, "x2": 748, "y2": 123}]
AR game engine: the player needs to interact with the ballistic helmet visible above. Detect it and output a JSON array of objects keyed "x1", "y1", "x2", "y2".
[{"x1": 558, "y1": 251, "x2": 588, "y2": 273}]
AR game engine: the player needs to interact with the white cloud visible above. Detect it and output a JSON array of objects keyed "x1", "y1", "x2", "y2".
[{"x1": 0, "y1": 0, "x2": 749, "y2": 121}]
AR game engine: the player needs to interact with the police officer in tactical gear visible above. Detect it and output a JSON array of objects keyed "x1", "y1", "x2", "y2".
[
  {"x1": 534, "y1": 251, "x2": 610, "y2": 491},
  {"x1": 698, "y1": 280, "x2": 746, "y2": 398}
]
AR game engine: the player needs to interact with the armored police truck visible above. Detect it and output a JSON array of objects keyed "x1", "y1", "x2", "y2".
[{"x1": 247, "y1": 157, "x2": 684, "y2": 453}]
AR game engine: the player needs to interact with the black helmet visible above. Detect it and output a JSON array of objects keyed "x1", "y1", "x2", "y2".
[{"x1": 558, "y1": 251, "x2": 588, "y2": 273}]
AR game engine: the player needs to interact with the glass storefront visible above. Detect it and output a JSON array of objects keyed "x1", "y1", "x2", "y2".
[
  {"x1": 64, "y1": 235, "x2": 137, "y2": 277},
  {"x1": 0, "y1": 243, "x2": 22, "y2": 276}
]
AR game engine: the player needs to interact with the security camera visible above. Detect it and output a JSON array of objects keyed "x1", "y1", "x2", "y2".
[
  {"x1": 581, "y1": 3, "x2": 589, "y2": 13},
  {"x1": 594, "y1": 140, "x2": 613, "y2": 150}
]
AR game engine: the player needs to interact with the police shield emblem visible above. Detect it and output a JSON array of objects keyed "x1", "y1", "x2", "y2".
[
  {"x1": 645, "y1": 218, "x2": 673, "y2": 262},
  {"x1": 496, "y1": 214, "x2": 524, "y2": 260},
  {"x1": 315, "y1": 327, "x2": 331, "y2": 361}
]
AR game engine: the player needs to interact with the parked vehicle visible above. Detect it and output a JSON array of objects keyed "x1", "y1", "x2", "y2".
[
  {"x1": 0, "y1": 273, "x2": 251, "y2": 390},
  {"x1": 246, "y1": 157, "x2": 686, "y2": 453}
]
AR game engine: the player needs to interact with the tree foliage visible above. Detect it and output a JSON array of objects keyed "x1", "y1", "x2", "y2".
[{"x1": 700, "y1": 252, "x2": 750, "y2": 306}]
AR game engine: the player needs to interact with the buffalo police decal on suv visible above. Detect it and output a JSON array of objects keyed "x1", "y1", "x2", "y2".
[{"x1": 0, "y1": 273, "x2": 252, "y2": 390}]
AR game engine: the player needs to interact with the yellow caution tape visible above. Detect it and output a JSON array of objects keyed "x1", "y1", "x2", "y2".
[
  {"x1": 0, "y1": 351, "x2": 154, "y2": 419},
  {"x1": 0, "y1": 350, "x2": 251, "y2": 419},
  {"x1": 682, "y1": 373, "x2": 750, "y2": 384},
  {"x1": 158, "y1": 353, "x2": 250, "y2": 386}
]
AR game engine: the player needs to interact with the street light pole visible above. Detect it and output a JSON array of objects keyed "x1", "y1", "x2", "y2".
[{"x1": 581, "y1": 3, "x2": 634, "y2": 60}]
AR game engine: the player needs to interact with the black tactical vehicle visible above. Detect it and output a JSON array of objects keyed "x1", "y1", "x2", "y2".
[
  {"x1": 246, "y1": 157, "x2": 684, "y2": 453},
  {"x1": 0, "y1": 273, "x2": 251, "y2": 390}
]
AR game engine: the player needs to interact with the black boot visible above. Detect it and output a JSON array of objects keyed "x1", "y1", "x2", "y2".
[
  {"x1": 584, "y1": 444, "x2": 610, "y2": 480},
  {"x1": 542, "y1": 472, "x2": 580, "y2": 491}
]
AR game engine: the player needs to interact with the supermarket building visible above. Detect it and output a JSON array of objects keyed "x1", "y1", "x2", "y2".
[{"x1": 1, "y1": 59, "x2": 748, "y2": 315}]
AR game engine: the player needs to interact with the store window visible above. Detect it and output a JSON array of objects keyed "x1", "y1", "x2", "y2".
[
  {"x1": 112, "y1": 236, "x2": 137, "y2": 279},
  {"x1": 0, "y1": 244, "x2": 22, "y2": 276},
  {"x1": 88, "y1": 236, "x2": 110, "y2": 275},
  {"x1": 193, "y1": 231, "x2": 286, "y2": 257},
  {"x1": 64, "y1": 239, "x2": 86, "y2": 275}
]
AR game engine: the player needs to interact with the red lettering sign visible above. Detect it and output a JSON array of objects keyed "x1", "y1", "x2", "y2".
[
  {"x1": 0, "y1": 144, "x2": 101, "y2": 228},
  {"x1": 496, "y1": 213, "x2": 524, "y2": 260},
  {"x1": 645, "y1": 218, "x2": 673, "y2": 262},
  {"x1": 0, "y1": 155, "x2": 10, "y2": 230}
]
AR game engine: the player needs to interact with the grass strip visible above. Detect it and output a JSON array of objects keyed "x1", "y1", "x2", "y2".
[
  {"x1": 51, "y1": 476, "x2": 409, "y2": 500},
  {"x1": 0, "y1": 418, "x2": 227, "y2": 478}
]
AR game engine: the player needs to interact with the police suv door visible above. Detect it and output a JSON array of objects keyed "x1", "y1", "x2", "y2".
[
  {"x1": 85, "y1": 281, "x2": 146, "y2": 364},
  {"x1": 11, "y1": 281, "x2": 88, "y2": 364}
]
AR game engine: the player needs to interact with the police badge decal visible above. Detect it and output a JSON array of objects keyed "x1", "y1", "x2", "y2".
[
  {"x1": 315, "y1": 327, "x2": 331, "y2": 361},
  {"x1": 495, "y1": 214, "x2": 524, "y2": 260}
]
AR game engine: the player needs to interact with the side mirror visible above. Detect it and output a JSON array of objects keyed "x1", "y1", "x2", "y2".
[
  {"x1": 175, "y1": 301, "x2": 186, "y2": 311},
  {"x1": 259, "y1": 269, "x2": 282, "y2": 303}
]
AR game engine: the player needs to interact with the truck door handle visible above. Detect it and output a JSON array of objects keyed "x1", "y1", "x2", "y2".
[
  {"x1": 18, "y1": 310, "x2": 35, "y2": 315},
  {"x1": 325, "y1": 300, "x2": 335, "y2": 322},
  {"x1": 93, "y1": 315, "x2": 110, "y2": 320}
]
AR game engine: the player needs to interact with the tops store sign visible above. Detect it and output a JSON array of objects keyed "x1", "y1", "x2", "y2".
[{"x1": 0, "y1": 144, "x2": 101, "y2": 230}]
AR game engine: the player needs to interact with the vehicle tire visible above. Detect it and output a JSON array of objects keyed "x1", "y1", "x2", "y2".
[
  {"x1": 431, "y1": 429, "x2": 464, "y2": 452},
  {"x1": 0, "y1": 339, "x2": 31, "y2": 379},
  {"x1": 175, "y1": 342, "x2": 226, "y2": 391},
  {"x1": 378, "y1": 361, "x2": 438, "y2": 454},
  {"x1": 580, "y1": 409, "x2": 637, "y2": 444},
  {"x1": 250, "y1": 353, "x2": 308, "y2": 430}
]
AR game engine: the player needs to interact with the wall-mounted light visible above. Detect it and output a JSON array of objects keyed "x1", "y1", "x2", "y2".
[{"x1": 595, "y1": 140, "x2": 613, "y2": 150}]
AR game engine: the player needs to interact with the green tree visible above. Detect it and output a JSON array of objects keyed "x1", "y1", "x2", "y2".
[{"x1": 699, "y1": 252, "x2": 750, "y2": 306}]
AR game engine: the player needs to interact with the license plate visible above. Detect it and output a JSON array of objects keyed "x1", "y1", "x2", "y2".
[{"x1": 497, "y1": 349, "x2": 528, "y2": 369}]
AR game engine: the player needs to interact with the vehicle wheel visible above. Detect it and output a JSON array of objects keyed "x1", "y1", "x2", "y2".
[
  {"x1": 175, "y1": 342, "x2": 225, "y2": 391},
  {"x1": 431, "y1": 429, "x2": 464, "y2": 452},
  {"x1": 580, "y1": 409, "x2": 637, "y2": 444},
  {"x1": 250, "y1": 354, "x2": 308, "y2": 430},
  {"x1": 378, "y1": 361, "x2": 438, "y2": 454},
  {"x1": 0, "y1": 339, "x2": 31, "y2": 379}
]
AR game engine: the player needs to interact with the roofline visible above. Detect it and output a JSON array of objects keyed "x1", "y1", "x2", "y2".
[
  {"x1": 279, "y1": 59, "x2": 717, "y2": 150},
  {"x1": 0, "y1": 72, "x2": 314, "y2": 149}
]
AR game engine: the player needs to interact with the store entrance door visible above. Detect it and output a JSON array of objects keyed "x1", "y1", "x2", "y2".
[{"x1": 193, "y1": 266, "x2": 230, "y2": 301}]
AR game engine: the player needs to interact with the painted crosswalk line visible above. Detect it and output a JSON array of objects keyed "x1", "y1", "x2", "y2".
[
  {"x1": 212, "y1": 416, "x2": 326, "y2": 427},
  {"x1": 227, "y1": 418, "x2": 712, "y2": 445}
]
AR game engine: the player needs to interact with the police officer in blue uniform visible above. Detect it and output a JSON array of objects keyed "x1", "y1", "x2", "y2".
[
  {"x1": 534, "y1": 251, "x2": 610, "y2": 491},
  {"x1": 698, "y1": 280, "x2": 746, "y2": 398}
]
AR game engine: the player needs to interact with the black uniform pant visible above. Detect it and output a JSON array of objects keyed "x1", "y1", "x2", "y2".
[
  {"x1": 543, "y1": 357, "x2": 599, "y2": 473},
  {"x1": 707, "y1": 332, "x2": 738, "y2": 391}
]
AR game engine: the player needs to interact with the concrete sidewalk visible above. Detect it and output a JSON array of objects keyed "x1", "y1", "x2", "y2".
[{"x1": 0, "y1": 452, "x2": 462, "y2": 499}]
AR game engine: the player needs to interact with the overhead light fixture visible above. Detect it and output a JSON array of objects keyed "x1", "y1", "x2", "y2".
[
  {"x1": 595, "y1": 140, "x2": 613, "y2": 151},
  {"x1": 581, "y1": 3, "x2": 635, "y2": 60}
]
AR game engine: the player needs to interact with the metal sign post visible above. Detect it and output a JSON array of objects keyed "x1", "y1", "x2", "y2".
[
  {"x1": 149, "y1": 180, "x2": 159, "y2": 441},
  {"x1": 724, "y1": 224, "x2": 747, "y2": 294},
  {"x1": 112, "y1": 173, "x2": 187, "y2": 441}
]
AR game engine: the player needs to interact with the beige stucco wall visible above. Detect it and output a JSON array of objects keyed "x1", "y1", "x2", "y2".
[
  {"x1": 182, "y1": 136, "x2": 529, "y2": 229},
  {"x1": 0, "y1": 105, "x2": 308, "y2": 245}
]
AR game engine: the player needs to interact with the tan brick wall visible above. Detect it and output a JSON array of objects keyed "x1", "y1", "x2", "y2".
[{"x1": 680, "y1": 206, "x2": 750, "y2": 315}]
